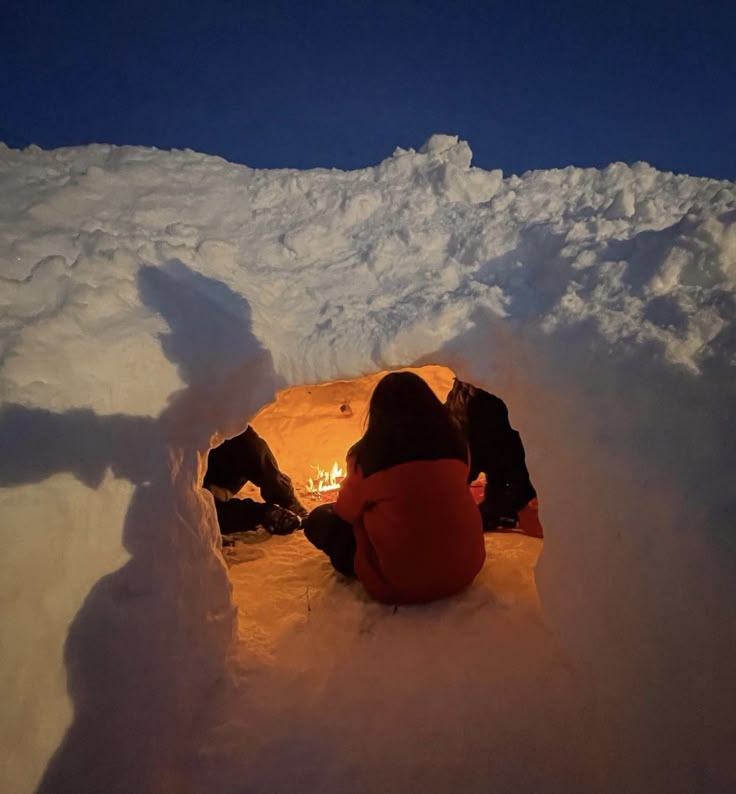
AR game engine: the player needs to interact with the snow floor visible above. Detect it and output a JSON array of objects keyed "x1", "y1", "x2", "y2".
[{"x1": 188, "y1": 530, "x2": 597, "y2": 794}]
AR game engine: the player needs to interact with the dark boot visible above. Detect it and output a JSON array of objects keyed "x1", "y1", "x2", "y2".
[{"x1": 261, "y1": 505, "x2": 301, "y2": 535}]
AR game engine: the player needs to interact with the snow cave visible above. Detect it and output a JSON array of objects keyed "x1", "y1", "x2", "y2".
[
  {"x1": 1, "y1": 135, "x2": 734, "y2": 794},
  {"x1": 215, "y1": 364, "x2": 543, "y2": 611},
  {"x1": 216, "y1": 363, "x2": 542, "y2": 545}
]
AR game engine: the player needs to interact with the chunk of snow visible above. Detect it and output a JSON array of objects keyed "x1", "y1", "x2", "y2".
[
  {"x1": 418, "y1": 133, "x2": 461, "y2": 155},
  {"x1": 604, "y1": 187, "x2": 636, "y2": 219}
]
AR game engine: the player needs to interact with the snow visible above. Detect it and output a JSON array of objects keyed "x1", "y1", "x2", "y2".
[
  {"x1": 195, "y1": 532, "x2": 572, "y2": 794},
  {"x1": 0, "y1": 134, "x2": 735, "y2": 793}
]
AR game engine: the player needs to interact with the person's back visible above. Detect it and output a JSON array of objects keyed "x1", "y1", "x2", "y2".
[
  {"x1": 308, "y1": 371, "x2": 485, "y2": 604},
  {"x1": 335, "y1": 455, "x2": 484, "y2": 604}
]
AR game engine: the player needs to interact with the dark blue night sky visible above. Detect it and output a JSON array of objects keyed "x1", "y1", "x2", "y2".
[{"x1": 3, "y1": 0, "x2": 734, "y2": 179}]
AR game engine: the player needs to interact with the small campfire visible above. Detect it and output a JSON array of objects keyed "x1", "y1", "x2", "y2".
[{"x1": 306, "y1": 461, "x2": 346, "y2": 497}]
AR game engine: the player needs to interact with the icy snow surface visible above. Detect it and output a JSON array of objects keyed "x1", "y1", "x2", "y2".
[{"x1": 1, "y1": 135, "x2": 735, "y2": 793}]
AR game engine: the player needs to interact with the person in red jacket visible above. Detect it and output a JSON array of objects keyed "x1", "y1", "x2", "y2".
[{"x1": 303, "y1": 371, "x2": 486, "y2": 604}]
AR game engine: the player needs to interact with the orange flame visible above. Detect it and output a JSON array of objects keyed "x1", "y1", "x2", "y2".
[{"x1": 307, "y1": 461, "x2": 346, "y2": 494}]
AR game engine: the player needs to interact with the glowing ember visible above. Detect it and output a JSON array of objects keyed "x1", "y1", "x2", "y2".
[{"x1": 307, "y1": 461, "x2": 346, "y2": 494}]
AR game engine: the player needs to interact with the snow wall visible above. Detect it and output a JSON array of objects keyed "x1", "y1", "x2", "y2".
[{"x1": 1, "y1": 135, "x2": 735, "y2": 793}]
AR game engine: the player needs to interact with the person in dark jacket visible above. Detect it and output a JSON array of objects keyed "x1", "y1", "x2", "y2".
[
  {"x1": 444, "y1": 378, "x2": 537, "y2": 531},
  {"x1": 303, "y1": 371, "x2": 485, "y2": 604},
  {"x1": 203, "y1": 425, "x2": 307, "y2": 535}
]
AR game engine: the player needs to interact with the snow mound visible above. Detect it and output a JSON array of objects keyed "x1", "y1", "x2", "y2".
[{"x1": 1, "y1": 137, "x2": 734, "y2": 793}]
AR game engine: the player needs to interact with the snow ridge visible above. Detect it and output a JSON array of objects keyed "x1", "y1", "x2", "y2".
[{"x1": 1, "y1": 136, "x2": 734, "y2": 416}]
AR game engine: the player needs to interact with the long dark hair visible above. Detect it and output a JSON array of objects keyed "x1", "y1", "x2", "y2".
[{"x1": 350, "y1": 371, "x2": 468, "y2": 476}]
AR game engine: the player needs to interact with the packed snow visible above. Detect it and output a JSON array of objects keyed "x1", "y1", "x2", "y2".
[{"x1": 0, "y1": 134, "x2": 734, "y2": 793}]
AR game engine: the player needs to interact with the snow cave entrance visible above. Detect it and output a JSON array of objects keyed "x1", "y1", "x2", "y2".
[
  {"x1": 240, "y1": 366, "x2": 461, "y2": 514},
  {"x1": 212, "y1": 365, "x2": 544, "y2": 608}
]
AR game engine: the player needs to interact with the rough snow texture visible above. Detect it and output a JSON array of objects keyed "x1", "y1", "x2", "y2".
[{"x1": 0, "y1": 135, "x2": 735, "y2": 793}]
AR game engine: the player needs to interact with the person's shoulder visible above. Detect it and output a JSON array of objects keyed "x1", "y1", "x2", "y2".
[{"x1": 373, "y1": 456, "x2": 468, "y2": 481}]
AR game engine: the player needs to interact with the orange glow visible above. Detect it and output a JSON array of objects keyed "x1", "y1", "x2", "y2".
[{"x1": 307, "y1": 461, "x2": 346, "y2": 495}]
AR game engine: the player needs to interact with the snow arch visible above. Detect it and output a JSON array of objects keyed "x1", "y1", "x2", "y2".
[{"x1": 1, "y1": 138, "x2": 734, "y2": 793}]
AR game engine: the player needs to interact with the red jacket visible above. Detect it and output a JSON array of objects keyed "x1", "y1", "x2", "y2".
[{"x1": 334, "y1": 455, "x2": 485, "y2": 604}]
